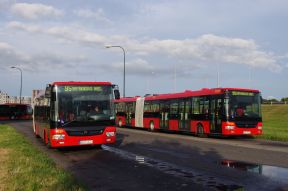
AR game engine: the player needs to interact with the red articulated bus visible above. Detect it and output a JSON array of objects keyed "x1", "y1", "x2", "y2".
[
  {"x1": 114, "y1": 88, "x2": 263, "y2": 137},
  {"x1": 33, "y1": 81, "x2": 120, "y2": 148},
  {"x1": 0, "y1": 103, "x2": 33, "y2": 120}
]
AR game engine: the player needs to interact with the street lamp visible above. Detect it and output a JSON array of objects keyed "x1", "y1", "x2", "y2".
[
  {"x1": 105, "y1": 45, "x2": 126, "y2": 97},
  {"x1": 11, "y1": 66, "x2": 22, "y2": 104}
]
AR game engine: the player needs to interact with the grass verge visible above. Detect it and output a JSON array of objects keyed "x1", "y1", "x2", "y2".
[
  {"x1": 259, "y1": 105, "x2": 288, "y2": 142},
  {"x1": 0, "y1": 124, "x2": 86, "y2": 191}
]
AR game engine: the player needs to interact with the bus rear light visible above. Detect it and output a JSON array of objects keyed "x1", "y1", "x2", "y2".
[
  {"x1": 52, "y1": 134, "x2": 65, "y2": 140},
  {"x1": 106, "y1": 132, "x2": 115, "y2": 137}
]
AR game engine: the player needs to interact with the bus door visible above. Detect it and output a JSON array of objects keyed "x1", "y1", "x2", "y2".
[
  {"x1": 178, "y1": 98, "x2": 191, "y2": 131},
  {"x1": 125, "y1": 102, "x2": 134, "y2": 126},
  {"x1": 210, "y1": 96, "x2": 223, "y2": 134},
  {"x1": 159, "y1": 100, "x2": 169, "y2": 129}
]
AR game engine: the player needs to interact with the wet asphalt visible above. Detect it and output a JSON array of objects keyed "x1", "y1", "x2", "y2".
[{"x1": 3, "y1": 120, "x2": 288, "y2": 191}]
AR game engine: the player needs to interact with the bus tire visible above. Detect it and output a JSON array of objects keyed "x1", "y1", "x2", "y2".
[
  {"x1": 197, "y1": 124, "x2": 206, "y2": 138},
  {"x1": 118, "y1": 119, "x2": 123, "y2": 127},
  {"x1": 149, "y1": 121, "x2": 155, "y2": 132}
]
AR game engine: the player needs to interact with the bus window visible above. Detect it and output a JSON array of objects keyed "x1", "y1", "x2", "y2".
[
  {"x1": 192, "y1": 97, "x2": 200, "y2": 114},
  {"x1": 170, "y1": 99, "x2": 178, "y2": 115}
]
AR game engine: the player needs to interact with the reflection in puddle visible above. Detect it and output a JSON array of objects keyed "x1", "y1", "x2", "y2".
[{"x1": 221, "y1": 160, "x2": 288, "y2": 183}]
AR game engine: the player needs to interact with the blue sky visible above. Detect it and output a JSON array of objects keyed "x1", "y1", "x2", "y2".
[{"x1": 0, "y1": 0, "x2": 288, "y2": 99}]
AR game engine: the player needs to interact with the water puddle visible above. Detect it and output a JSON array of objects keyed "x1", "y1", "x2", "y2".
[
  {"x1": 221, "y1": 160, "x2": 288, "y2": 183},
  {"x1": 102, "y1": 145, "x2": 243, "y2": 190}
]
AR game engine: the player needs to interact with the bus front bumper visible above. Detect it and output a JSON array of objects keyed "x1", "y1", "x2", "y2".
[{"x1": 49, "y1": 126, "x2": 116, "y2": 148}]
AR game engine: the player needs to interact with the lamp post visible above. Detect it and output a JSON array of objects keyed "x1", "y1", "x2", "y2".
[
  {"x1": 105, "y1": 45, "x2": 126, "y2": 97},
  {"x1": 217, "y1": 63, "x2": 220, "y2": 88},
  {"x1": 11, "y1": 66, "x2": 22, "y2": 104}
]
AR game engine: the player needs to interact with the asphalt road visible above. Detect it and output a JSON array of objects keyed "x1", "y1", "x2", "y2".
[{"x1": 4, "y1": 120, "x2": 288, "y2": 191}]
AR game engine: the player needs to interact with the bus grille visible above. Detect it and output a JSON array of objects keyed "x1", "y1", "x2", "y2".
[
  {"x1": 235, "y1": 121, "x2": 258, "y2": 128},
  {"x1": 66, "y1": 129, "x2": 104, "y2": 136}
]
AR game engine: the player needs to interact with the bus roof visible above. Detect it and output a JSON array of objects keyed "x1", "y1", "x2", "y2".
[
  {"x1": 145, "y1": 88, "x2": 260, "y2": 101},
  {"x1": 51, "y1": 81, "x2": 112, "y2": 86},
  {"x1": 114, "y1": 96, "x2": 139, "y2": 103},
  {"x1": 114, "y1": 88, "x2": 260, "y2": 102}
]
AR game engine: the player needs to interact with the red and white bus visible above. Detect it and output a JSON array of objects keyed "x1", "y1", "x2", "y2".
[
  {"x1": 114, "y1": 88, "x2": 263, "y2": 136},
  {"x1": 0, "y1": 103, "x2": 33, "y2": 120},
  {"x1": 33, "y1": 81, "x2": 120, "y2": 148}
]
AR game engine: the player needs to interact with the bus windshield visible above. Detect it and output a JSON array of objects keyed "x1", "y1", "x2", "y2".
[
  {"x1": 56, "y1": 85, "x2": 114, "y2": 126},
  {"x1": 228, "y1": 91, "x2": 261, "y2": 120}
]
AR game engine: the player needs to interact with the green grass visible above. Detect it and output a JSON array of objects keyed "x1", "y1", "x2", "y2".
[
  {"x1": 0, "y1": 124, "x2": 86, "y2": 191},
  {"x1": 259, "y1": 104, "x2": 288, "y2": 142}
]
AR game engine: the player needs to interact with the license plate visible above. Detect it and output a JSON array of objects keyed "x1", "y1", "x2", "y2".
[
  {"x1": 79, "y1": 140, "x2": 93, "y2": 145},
  {"x1": 243, "y1": 131, "x2": 251, "y2": 135}
]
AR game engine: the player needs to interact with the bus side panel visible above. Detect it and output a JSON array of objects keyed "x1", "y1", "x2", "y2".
[
  {"x1": 0, "y1": 117, "x2": 9, "y2": 120},
  {"x1": 202, "y1": 121, "x2": 210, "y2": 134},
  {"x1": 190, "y1": 121, "x2": 197, "y2": 133},
  {"x1": 154, "y1": 118, "x2": 160, "y2": 129},
  {"x1": 143, "y1": 117, "x2": 150, "y2": 128},
  {"x1": 169, "y1": 120, "x2": 178, "y2": 131},
  {"x1": 131, "y1": 118, "x2": 136, "y2": 127},
  {"x1": 37, "y1": 122, "x2": 46, "y2": 141}
]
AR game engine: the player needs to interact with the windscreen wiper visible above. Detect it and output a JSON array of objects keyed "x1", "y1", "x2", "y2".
[{"x1": 61, "y1": 119, "x2": 78, "y2": 127}]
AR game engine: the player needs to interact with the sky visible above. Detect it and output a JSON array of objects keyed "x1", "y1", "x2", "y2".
[{"x1": 0, "y1": 0, "x2": 288, "y2": 99}]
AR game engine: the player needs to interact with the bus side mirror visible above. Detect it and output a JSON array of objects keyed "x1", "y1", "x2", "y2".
[{"x1": 114, "y1": 90, "x2": 120, "y2": 99}]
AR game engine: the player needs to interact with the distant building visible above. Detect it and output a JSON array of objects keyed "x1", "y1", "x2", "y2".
[
  {"x1": 0, "y1": 90, "x2": 32, "y2": 105},
  {"x1": 0, "y1": 91, "x2": 9, "y2": 104},
  {"x1": 32, "y1": 90, "x2": 43, "y2": 105}
]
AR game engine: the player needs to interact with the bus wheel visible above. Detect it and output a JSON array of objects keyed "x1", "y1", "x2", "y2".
[
  {"x1": 197, "y1": 124, "x2": 206, "y2": 138},
  {"x1": 149, "y1": 121, "x2": 155, "y2": 132},
  {"x1": 118, "y1": 119, "x2": 123, "y2": 127}
]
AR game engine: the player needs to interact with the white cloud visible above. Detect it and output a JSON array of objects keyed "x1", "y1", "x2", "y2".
[
  {"x1": 101, "y1": 58, "x2": 154, "y2": 76},
  {"x1": 0, "y1": 42, "x2": 30, "y2": 69},
  {"x1": 74, "y1": 8, "x2": 112, "y2": 24},
  {"x1": 99, "y1": 58, "x2": 169, "y2": 76},
  {"x1": 0, "y1": 41, "x2": 87, "y2": 72},
  {"x1": 126, "y1": 35, "x2": 282, "y2": 72},
  {"x1": 7, "y1": 22, "x2": 283, "y2": 72},
  {"x1": 10, "y1": 3, "x2": 63, "y2": 19}
]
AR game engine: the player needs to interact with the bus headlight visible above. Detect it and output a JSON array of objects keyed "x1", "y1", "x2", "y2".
[
  {"x1": 106, "y1": 132, "x2": 115, "y2": 137},
  {"x1": 225, "y1": 125, "x2": 235, "y2": 130},
  {"x1": 258, "y1": 126, "x2": 262, "y2": 130},
  {"x1": 52, "y1": 134, "x2": 65, "y2": 140},
  {"x1": 224, "y1": 122, "x2": 236, "y2": 130}
]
